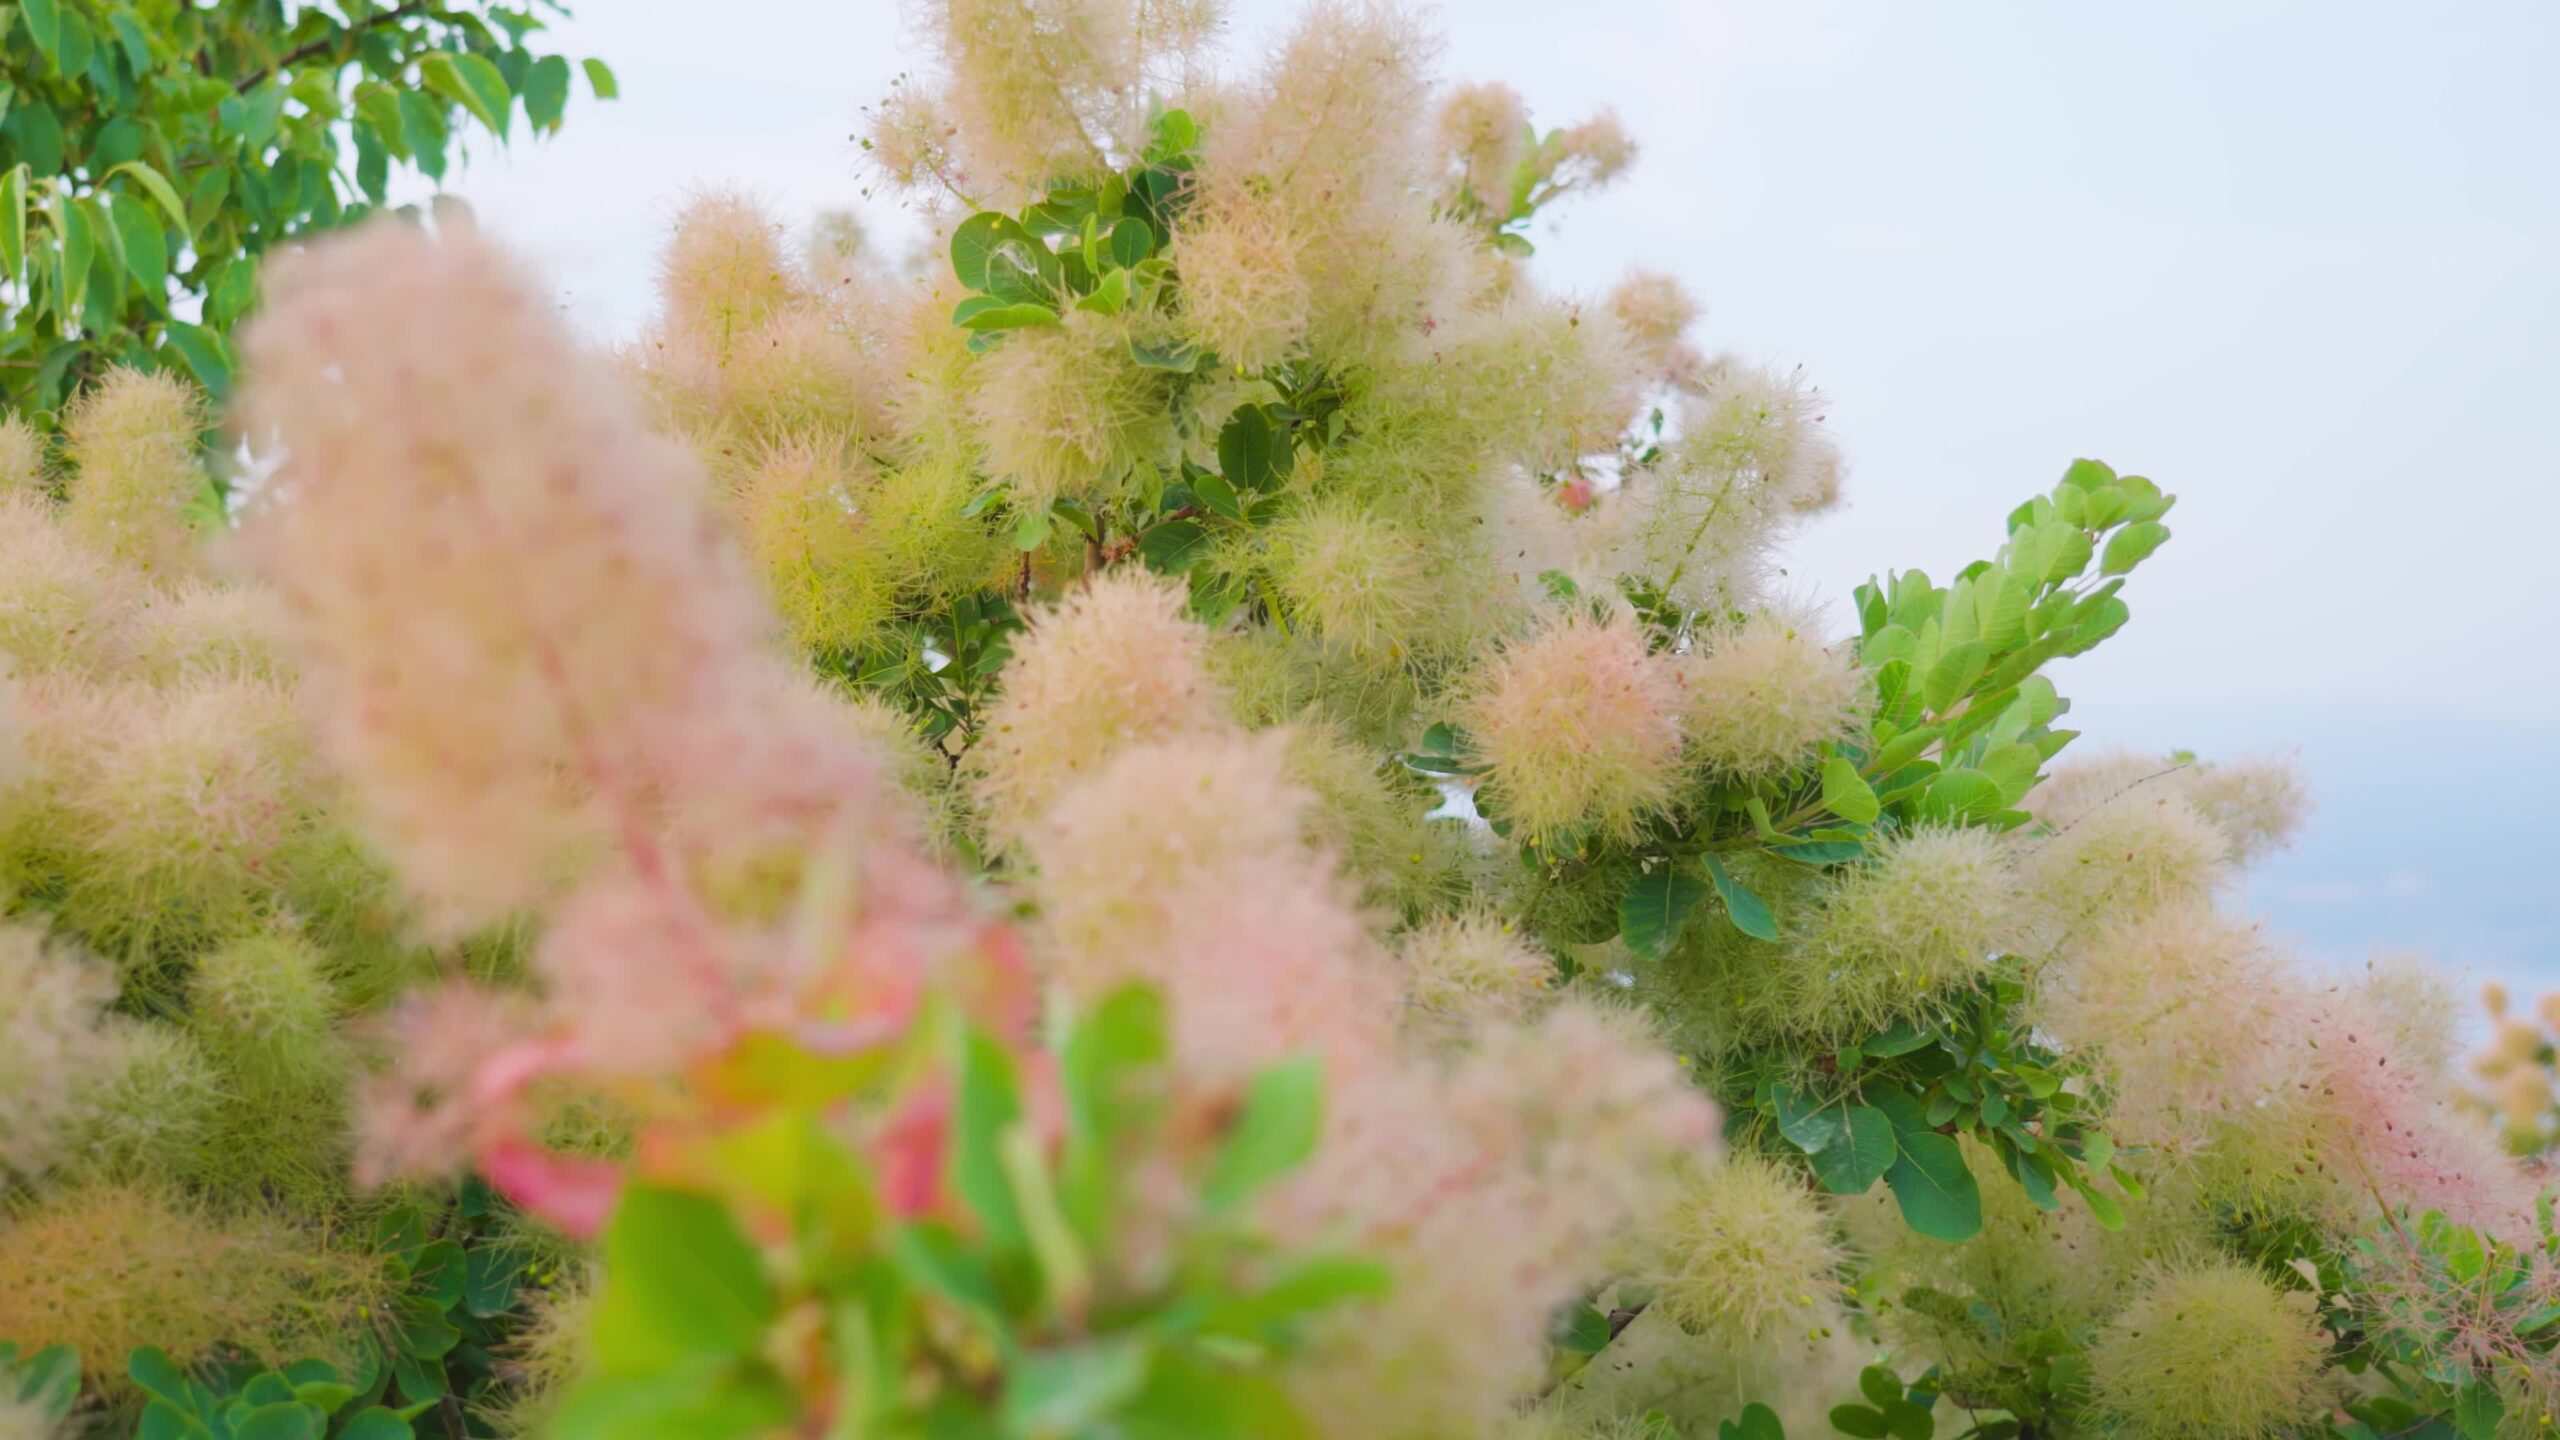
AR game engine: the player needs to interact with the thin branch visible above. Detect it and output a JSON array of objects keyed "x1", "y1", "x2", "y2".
[
  {"x1": 233, "y1": 0, "x2": 438, "y2": 94},
  {"x1": 1102, "y1": 504, "x2": 1200, "y2": 566}
]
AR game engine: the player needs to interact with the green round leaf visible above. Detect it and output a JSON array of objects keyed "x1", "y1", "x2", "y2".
[
  {"x1": 1217, "y1": 404, "x2": 1288, "y2": 491},
  {"x1": 126, "y1": 1347, "x2": 190, "y2": 1407},
  {"x1": 587, "y1": 1186, "x2": 777, "y2": 1372},
  {"x1": 1831, "y1": 1404, "x2": 1890, "y2": 1440},
  {"x1": 524, "y1": 54, "x2": 574, "y2": 132},
  {"x1": 419, "y1": 51, "x2": 513, "y2": 140},
  {"x1": 1104, "y1": 214, "x2": 1153, "y2": 269},
  {"x1": 1821, "y1": 757, "x2": 1880, "y2": 824},
  {"x1": 1810, "y1": 1106, "x2": 1897, "y2": 1195},
  {"x1": 1883, "y1": 1398, "x2": 1936, "y2": 1440},
  {"x1": 1858, "y1": 1366, "x2": 1902, "y2": 1407},
  {"x1": 1704, "y1": 856, "x2": 1780, "y2": 942},
  {"x1": 2099, "y1": 520, "x2": 2170, "y2": 576},
  {"x1": 1204, "y1": 1058, "x2": 1323, "y2": 1211},
  {"x1": 106, "y1": 191, "x2": 166, "y2": 300},
  {"x1": 231, "y1": 1402, "x2": 324, "y2": 1440},
  {"x1": 1619, "y1": 867, "x2": 1707, "y2": 961},
  {"x1": 1883, "y1": 1131, "x2": 1983, "y2": 1243},
  {"x1": 334, "y1": 1410, "x2": 413, "y2": 1440}
]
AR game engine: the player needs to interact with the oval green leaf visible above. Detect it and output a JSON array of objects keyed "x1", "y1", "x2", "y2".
[
  {"x1": 587, "y1": 1186, "x2": 776, "y2": 1372},
  {"x1": 1810, "y1": 1105, "x2": 1897, "y2": 1195},
  {"x1": 1620, "y1": 867, "x2": 1707, "y2": 961},
  {"x1": 1831, "y1": 1404, "x2": 1890, "y2": 1440},
  {"x1": 1821, "y1": 756, "x2": 1880, "y2": 824},
  {"x1": 1883, "y1": 1131, "x2": 1982, "y2": 1243},
  {"x1": 1703, "y1": 855, "x2": 1780, "y2": 942},
  {"x1": 1204, "y1": 1057, "x2": 1323, "y2": 1211}
]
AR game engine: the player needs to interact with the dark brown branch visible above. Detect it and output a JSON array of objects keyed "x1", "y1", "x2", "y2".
[{"x1": 233, "y1": 0, "x2": 437, "y2": 94}]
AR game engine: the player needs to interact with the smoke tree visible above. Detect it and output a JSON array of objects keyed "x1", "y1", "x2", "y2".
[{"x1": 0, "y1": 2, "x2": 2553, "y2": 1439}]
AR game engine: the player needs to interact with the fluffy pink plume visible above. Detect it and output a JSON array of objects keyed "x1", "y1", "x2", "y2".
[
  {"x1": 243, "y1": 223, "x2": 998, "y2": 1217},
  {"x1": 2291, "y1": 979, "x2": 2540, "y2": 1241},
  {"x1": 1464, "y1": 612, "x2": 1686, "y2": 841},
  {"x1": 1024, "y1": 731, "x2": 1716, "y2": 1432},
  {"x1": 239, "y1": 218, "x2": 775, "y2": 926}
]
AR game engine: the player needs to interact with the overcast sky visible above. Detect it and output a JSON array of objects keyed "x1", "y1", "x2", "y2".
[{"x1": 398, "y1": 1, "x2": 2559, "y2": 997}]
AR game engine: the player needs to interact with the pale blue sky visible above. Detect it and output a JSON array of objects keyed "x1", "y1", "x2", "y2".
[{"x1": 402, "y1": 1, "x2": 2559, "y2": 997}]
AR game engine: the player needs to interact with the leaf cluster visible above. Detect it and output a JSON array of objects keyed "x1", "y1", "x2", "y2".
[
  {"x1": 553, "y1": 984, "x2": 1383, "y2": 1440},
  {"x1": 1751, "y1": 971, "x2": 2135, "y2": 1246},
  {"x1": 0, "y1": 0, "x2": 615, "y2": 412},
  {"x1": 944, "y1": 108, "x2": 1198, "y2": 355}
]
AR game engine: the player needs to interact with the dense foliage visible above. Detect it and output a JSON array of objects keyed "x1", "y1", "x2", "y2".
[
  {"x1": 0, "y1": 0, "x2": 613, "y2": 413},
  {"x1": 0, "y1": 3, "x2": 2550, "y2": 1439}
]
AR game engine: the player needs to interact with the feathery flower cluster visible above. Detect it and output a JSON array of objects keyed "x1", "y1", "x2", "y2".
[
  {"x1": 234, "y1": 223, "x2": 930, "y2": 1193},
  {"x1": 652, "y1": 190, "x2": 798, "y2": 368},
  {"x1": 637, "y1": 196, "x2": 1003, "y2": 664},
  {"x1": 1638, "y1": 1153, "x2": 1846, "y2": 1347},
  {"x1": 2087, "y1": 1262, "x2": 2330, "y2": 1440},
  {"x1": 644, "y1": 191, "x2": 889, "y2": 445},
  {"x1": 1441, "y1": 295, "x2": 1645, "y2": 479},
  {"x1": 0, "y1": 493, "x2": 134, "y2": 676},
  {"x1": 2025, "y1": 749, "x2": 2309, "y2": 863},
  {"x1": 1773, "y1": 826, "x2": 2021, "y2": 1040},
  {"x1": 67, "y1": 1021, "x2": 221, "y2": 1186},
  {"x1": 47, "y1": 675, "x2": 314, "y2": 958},
  {"x1": 1543, "y1": 113, "x2": 1637, "y2": 195},
  {"x1": 0, "y1": 363, "x2": 416, "y2": 1338},
  {"x1": 240, "y1": 218, "x2": 775, "y2": 928},
  {"x1": 179, "y1": 932, "x2": 355, "y2": 1200},
  {"x1": 2033, "y1": 903, "x2": 2296, "y2": 1163},
  {"x1": 0, "y1": 1183, "x2": 383, "y2": 1399},
  {"x1": 2179, "y1": 755, "x2": 2312, "y2": 866},
  {"x1": 2018, "y1": 764, "x2": 2232, "y2": 943},
  {"x1": 1677, "y1": 607, "x2": 1868, "y2": 780},
  {"x1": 1464, "y1": 613, "x2": 1686, "y2": 842},
  {"x1": 1683, "y1": 362, "x2": 1843, "y2": 516},
  {"x1": 59, "y1": 368, "x2": 207, "y2": 580},
  {"x1": 0, "y1": 414, "x2": 45, "y2": 495},
  {"x1": 1592, "y1": 364, "x2": 1844, "y2": 612},
  {"x1": 1608, "y1": 269, "x2": 1703, "y2": 381},
  {"x1": 907, "y1": 0, "x2": 1217, "y2": 200},
  {"x1": 1171, "y1": 192, "x2": 1317, "y2": 373},
  {"x1": 859, "y1": 79, "x2": 963, "y2": 195},
  {"x1": 969, "y1": 309, "x2": 1171, "y2": 505},
  {"x1": 127, "y1": 578, "x2": 290, "y2": 685},
  {"x1": 2026, "y1": 746, "x2": 2520, "y2": 1238},
  {"x1": 2282, "y1": 976, "x2": 2541, "y2": 1240},
  {"x1": 1263, "y1": 499, "x2": 1437, "y2": 662},
  {"x1": 0, "y1": 925, "x2": 128, "y2": 1182},
  {"x1": 1022, "y1": 730, "x2": 1334, "y2": 1015},
  {"x1": 1395, "y1": 908, "x2": 1553, "y2": 1034},
  {"x1": 969, "y1": 568, "x2": 1228, "y2": 843},
  {"x1": 1434, "y1": 81, "x2": 1529, "y2": 217},
  {"x1": 724, "y1": 443, "x2": 889, "y2": 651}
]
